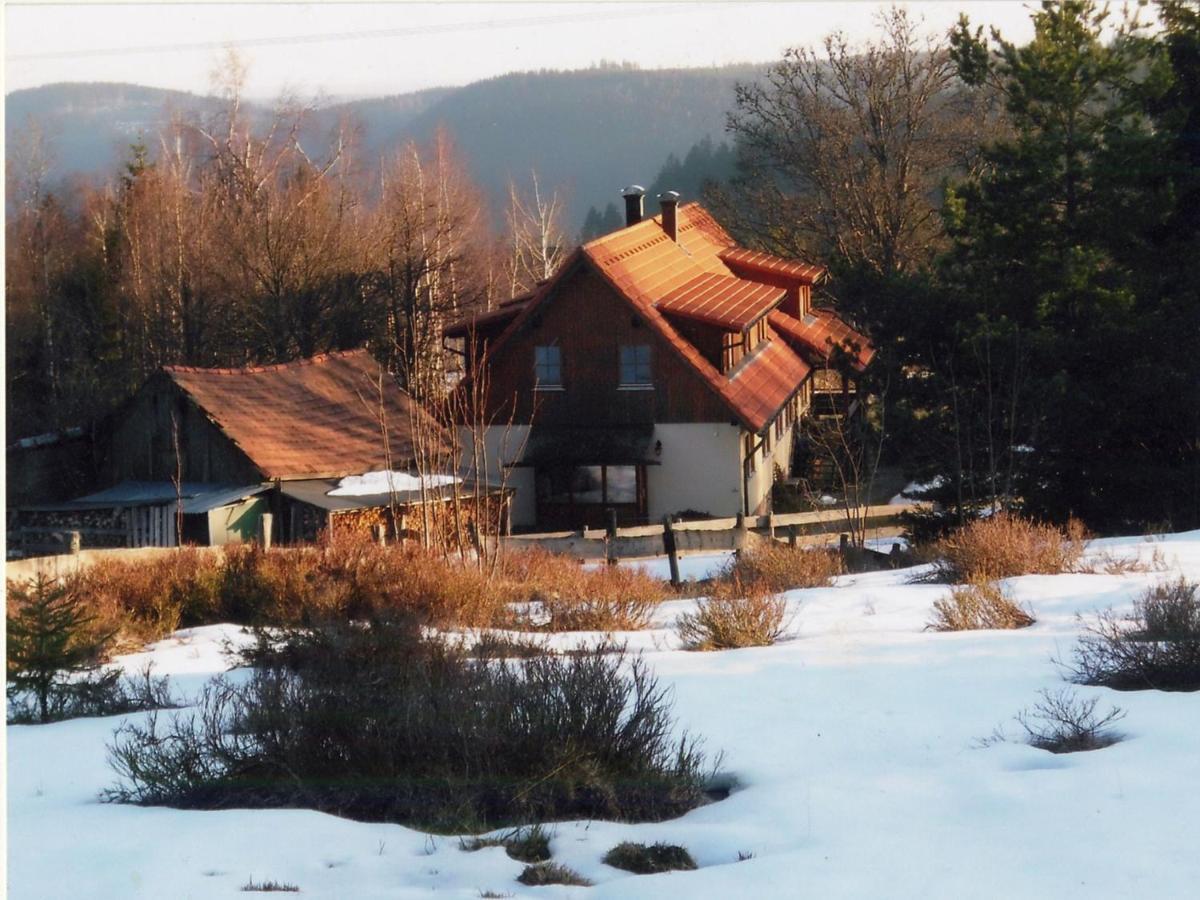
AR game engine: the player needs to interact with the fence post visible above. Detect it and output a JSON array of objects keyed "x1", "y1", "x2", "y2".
[
  {"x1": 768, "y1": 513, "x2": 777, "y2": 540},
  {"x1": 260, "y1": 512, "x2": 274, "y2": 551},
  {"x1": 661, "y1": 513, "x2": 681, "y2": 587},
  {"x1": 789, "y1": 525, "x2": 798, "y2": 548},
  {"x1": 373, "y1": 523, "x2": 387, "y2": 547},
  {"x1": 605, "y1": 508, "x2": 619, "y2": 565},
  {"x1": 69, "y1": 531, "x2": 81, "y2": 555},
  {"x1": 734, "y1": 511, "x2": 748, "y2": 552}
]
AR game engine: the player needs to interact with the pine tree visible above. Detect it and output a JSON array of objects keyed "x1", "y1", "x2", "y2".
[{"x1": 7, "y1": 574, "x2": 115, "y2": 723}]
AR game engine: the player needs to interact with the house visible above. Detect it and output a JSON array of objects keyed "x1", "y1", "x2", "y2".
[
  {"x1": 10, "y1": 349, "x2": 506, "y2": 555},
  {"x1": 444, "y1": 189, "x2": 873, "y2": 531}
]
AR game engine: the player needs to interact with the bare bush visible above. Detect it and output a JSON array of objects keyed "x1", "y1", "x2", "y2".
[
  {"x1": 928, "y1": 579, "x2": 1035, "y2": 631},
  {"x1": 676, "y1": 578, "x2": 788, "y2": 651},
  {"x1": 1065, "y1": 578, "x2": 1200, "y2": 691},
  {"x1": 720, "y1": 542, "x2": 842, "y2": 593},
  {"x1": 932, "y1": 513, "x2": 1086, "y2": 582},
  {"x1": 1015, "y1": 688, "x2": 1126, "y2": 753},
  {"x1": 105, "y1": 618, "x2": 712, "y2": 831}
]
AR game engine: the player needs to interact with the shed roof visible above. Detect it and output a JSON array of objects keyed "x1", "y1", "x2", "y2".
[
  {"x1": 769, "y1": 308, "x2": 875, "y2": 371},
  {"x1": 658, "y1": 272, "x2": 785, "y2": 331},
  {"x1": 163, "y1": 349, "x2": 442, "y2": 480}
]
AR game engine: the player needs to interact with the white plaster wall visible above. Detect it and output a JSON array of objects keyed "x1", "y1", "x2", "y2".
[
  {"x1": 742, "y1": 420, "x2": 797, "y2": 516},
  {"x1": 648, "y1": 423, "x2": 743, "y2": 519},
  {"x1": 458, "y1": 425, "x2": 537, "y2": 528}
]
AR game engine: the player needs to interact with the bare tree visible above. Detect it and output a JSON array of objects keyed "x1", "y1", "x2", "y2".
[
  {"x1": 370, "y1": 130, "x2": 489, "y2": 401},
  {"x1": 724, "y1": 6, "x2": 996, "y2": 273},
  {"x1": 504, "y1": 171, "x2": 569, "y2": 298}
]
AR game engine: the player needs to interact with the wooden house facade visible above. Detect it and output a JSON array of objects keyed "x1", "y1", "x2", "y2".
[{"x1": 445, "y1": 191, "x2": 873, "y2": 531}]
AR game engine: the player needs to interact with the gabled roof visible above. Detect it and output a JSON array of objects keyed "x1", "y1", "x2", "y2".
[
  {"x1": 769, "y1": 308, "x2": 875, "y2": 371},
  {"x1": 163, "y1": 349, "x2": 438, "y2": 480},
  {"x1": 453, "y1": 202, "x2": 863, "y2": 433}
]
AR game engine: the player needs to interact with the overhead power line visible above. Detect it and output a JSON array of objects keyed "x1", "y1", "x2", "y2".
[{"x1": 9, "y1": 5, "x2": 691, "y2": 62}]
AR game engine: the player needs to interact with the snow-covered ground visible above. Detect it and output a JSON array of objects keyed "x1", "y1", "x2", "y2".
[{"x1": 9, "y1": 532, "x2": 1200, "y2": 898}]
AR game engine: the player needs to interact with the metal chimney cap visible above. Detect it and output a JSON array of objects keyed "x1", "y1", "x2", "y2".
[
  {"x1": 621, "y1": 185, "x2": 646, "y2": 197},
  {"x1": 657, "y1": 190, "x2": 681, "y2": 202}
]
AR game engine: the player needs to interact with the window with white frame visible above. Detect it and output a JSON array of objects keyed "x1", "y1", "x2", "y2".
[{"x1": 534, "y1": 345, "x2": 562, "y2": 389}]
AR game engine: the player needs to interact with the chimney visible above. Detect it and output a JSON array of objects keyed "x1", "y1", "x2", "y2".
[
  {"x1": 658, "y1": 190, "x2": 680, "y2": 241},
  {"x1": 622, "y1": 185, "x2": 645, "y2": 227}
]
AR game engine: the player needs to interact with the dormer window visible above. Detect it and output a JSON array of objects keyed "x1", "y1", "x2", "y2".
[
  {"x1": 619, "y1": 344, "x2": 652, "y2": 388},
  {"x1": 534, "y1": 345, "x2": 562, "y2": 389}
]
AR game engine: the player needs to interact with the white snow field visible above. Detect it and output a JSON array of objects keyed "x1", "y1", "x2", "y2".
[{"x1": 8, "y1": 532, "x2": 1200, "y2": 899}]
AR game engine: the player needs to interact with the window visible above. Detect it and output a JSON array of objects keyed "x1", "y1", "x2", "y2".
[
  {"x1": 536, "y1": 465, "x2": 640, "y2": 505},
  {"x1": 619, "y1": 345, "x2": 652, "y2": 387},
  {"x1": 534, "y1": 345, "x2": 562, "y2": 389}
]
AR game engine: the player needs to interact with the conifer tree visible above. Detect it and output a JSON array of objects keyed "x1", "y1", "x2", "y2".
[{"x1": 7, "y1": 574, "x2": 116, "y2": 723}]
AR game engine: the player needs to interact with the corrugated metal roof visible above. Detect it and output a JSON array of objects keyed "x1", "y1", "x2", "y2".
[
  {"x1": 74, "y1": 481, "x2": 218, "y2": 506},
  {"x1": 180, "y1": 484, "x2": 270, "y2": 514}
]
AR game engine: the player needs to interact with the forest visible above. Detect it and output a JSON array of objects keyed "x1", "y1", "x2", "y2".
[{"x1": 6, "y1": 1, "x2": 1198, "y2": 535}]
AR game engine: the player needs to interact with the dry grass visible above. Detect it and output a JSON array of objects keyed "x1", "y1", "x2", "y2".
[
  {"x1": 720, "y1": 542, "x2": 842, "y2": 593},
  {"x1": 932, "y1": 513, "x2": 1087, "y2": 583},
  {"x1": 12, "y1": 540, "x2": 673, "y2": 645},
  {"x1": 516, "y1": 863, "x2": 591, "y2": 887},
  {"x1": 929, "y1": 579, "x2": 1036, "y2": 631},
  {"x1": 1076, "y1": 546, "x2": 1168, "y2": 575},
  {"x1": 602, "y1": 841, "x2": 697, "y2": 874},
  {"x1": 499, "y1": 549, "x2": 667, "y2": 631},
  {"x1": 676, "y1": 577, "x2": 788, "y2": 650}
]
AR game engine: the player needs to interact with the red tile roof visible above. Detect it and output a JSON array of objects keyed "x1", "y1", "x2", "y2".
[
  {"x1": 726, "y1": 329, "x2": 813, "y2": 429},
  {"x1": 163, "y1": 349, "x2": 440, "y2": 480},
  {"x1": 473, "y1": 202, "x2": 865, "y2": 433},
  {"x1": 658, "y1": 272, "x2": 785, "y2": 330},
  {"x1": 719, "y1": 247, "x2": 827, "y2": 284},
  {"x1": 769, "y1": 308, "x2": 875, "y2": 370}
]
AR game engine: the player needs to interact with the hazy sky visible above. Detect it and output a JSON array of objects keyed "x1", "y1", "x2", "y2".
[{"x1": 6, "y1": 1, "x2": 1038, "y2": 100}]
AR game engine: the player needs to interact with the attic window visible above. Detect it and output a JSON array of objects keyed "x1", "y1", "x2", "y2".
[
  {"x1": 619, "y1": 345, "x2": 652, "y2": 388},
  {"x1": 534, "y1": 345, "x2": 562, "y2": 389}
]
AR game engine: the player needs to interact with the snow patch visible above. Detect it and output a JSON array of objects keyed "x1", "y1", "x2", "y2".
[{"x1": 328, "y1": 470, "x2": 461, "y2": 496}]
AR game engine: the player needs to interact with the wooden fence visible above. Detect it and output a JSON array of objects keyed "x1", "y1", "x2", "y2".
[{"x1": 500, "y1": 503, "x2": 917, "y2": 564}]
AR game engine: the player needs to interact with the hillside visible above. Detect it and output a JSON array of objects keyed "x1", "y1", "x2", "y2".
[{"x1": 6, "y1": 64, "x2": 764, "y2": 228}]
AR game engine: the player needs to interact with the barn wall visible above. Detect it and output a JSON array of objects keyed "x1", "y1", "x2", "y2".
[{"x1": 105, "y1": 376, "x2": 263, "y2": 486}]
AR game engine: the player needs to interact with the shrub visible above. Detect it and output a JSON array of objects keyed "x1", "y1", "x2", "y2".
[
  {"x1": 720, "y1": 543, "x2": 841, "y2": 593},
  {"x1": 676, "y1": 578, "x2": 788, "y2": 651},
  {"x1": 1015, "y1": 688, "x2": 1125, "y2": 753},
  {"x1": 932, "y1": 513, "x2": 1086, "y2": 582},
  {"x1": 105, "y1": 617, "x2": 712, "y2": 832},
  {"x1": 602, "y1": 841, "x2": 697, "y2": 874},
  {"x1": 1066, "y1": 578, "x2": 1200, "y2": 691},
  {"x1": 928, "y1": 579, "x2": 1035, "y2": 631},
  {"x1": 461, "y1": 824, "x2": 552, "y2": 863},
  {"x1": 516, "y1": 863, "x2": 591, "y2": 887}
]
